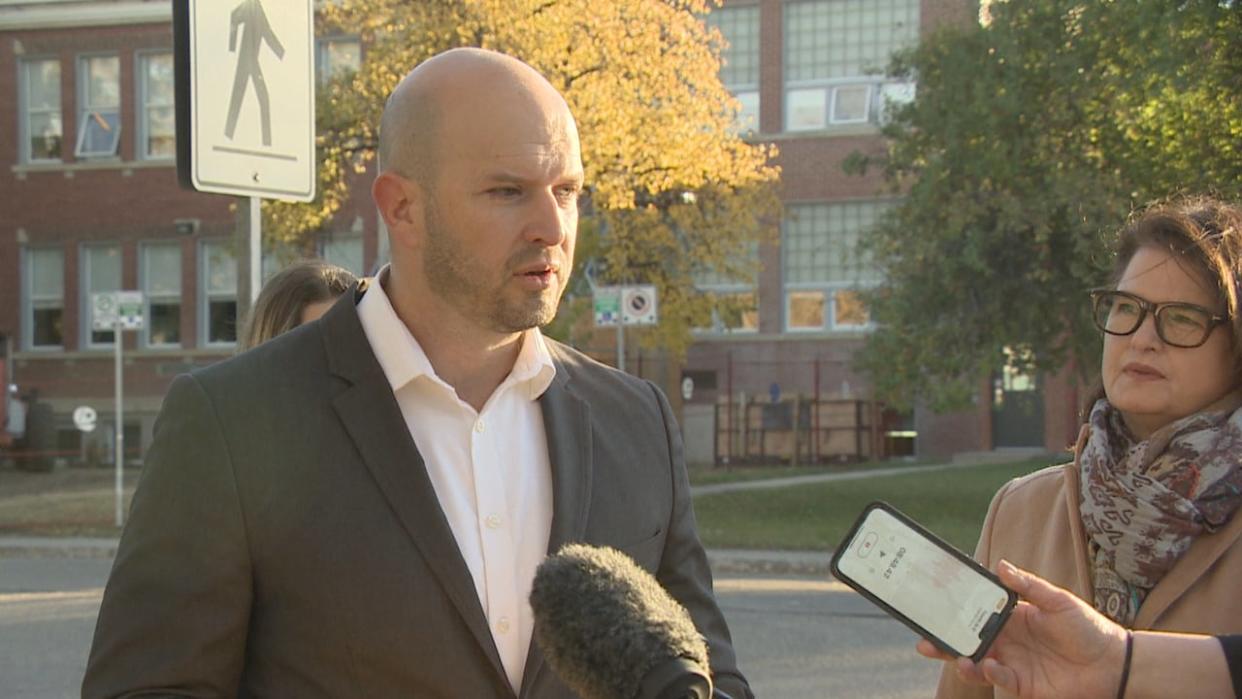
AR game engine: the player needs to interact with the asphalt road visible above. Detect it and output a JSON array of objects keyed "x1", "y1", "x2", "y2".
[{"x1": 0, "y1": 556, "x2": 941, "y2": 698}]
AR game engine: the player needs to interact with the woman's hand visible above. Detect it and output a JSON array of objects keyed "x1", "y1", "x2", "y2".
[{"x1": 916, "y1": 560, "x2": 1128, "y2": 699}]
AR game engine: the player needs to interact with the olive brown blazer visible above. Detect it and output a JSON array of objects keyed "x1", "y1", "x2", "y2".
[{"x1": 83, "y1": 284, "x2": 750, "y2": 699}]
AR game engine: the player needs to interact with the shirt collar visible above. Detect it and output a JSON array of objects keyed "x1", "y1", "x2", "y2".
[{"x1": 358, "y1": 266, "x2": 557, "y2": 401}]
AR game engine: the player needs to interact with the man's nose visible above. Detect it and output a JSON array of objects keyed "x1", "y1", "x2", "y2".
[{"x1": 524, "y1": 190, "x2": 570, "y2": 246}]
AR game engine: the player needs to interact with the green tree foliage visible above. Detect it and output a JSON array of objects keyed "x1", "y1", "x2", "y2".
[
  {"x1": 266, "y1": 0, "x2": 780, "y2": 359},
  {"x1": 853, "y1": 0, "x2": 1241, "y2": 411}
]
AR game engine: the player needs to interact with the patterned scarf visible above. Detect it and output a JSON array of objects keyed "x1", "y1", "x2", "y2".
[{"x1": 1079, "y1": 396, "x2": 1242, "y2": 625}]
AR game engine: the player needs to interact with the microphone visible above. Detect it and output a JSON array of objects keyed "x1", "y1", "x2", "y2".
[{"x1": 529, "y1": 543, "x2": 713, "y2": 699}]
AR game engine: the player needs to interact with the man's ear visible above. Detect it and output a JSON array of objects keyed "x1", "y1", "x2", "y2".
[{"x1": 372, "y1": 172, "x2": 424, "y2": 248}]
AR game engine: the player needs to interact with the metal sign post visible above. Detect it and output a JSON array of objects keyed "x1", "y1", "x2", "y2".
[
  {"x1": 250, "y1": 196, "x2": 262, "y2": 303},
  {"x1": 93, "y1": 291, "x2": 145, "y2": 528},
  {"x1": 592, "y1": 285, "x2": 659, "y2": 373},
  {"x1": 113, "y1": 319, "x2": 124, "y2": 527}
]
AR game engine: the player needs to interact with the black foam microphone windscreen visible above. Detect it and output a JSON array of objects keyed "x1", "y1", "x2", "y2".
[{"x1": 529, "y1": 543, "x2": 712, "y2": 699}]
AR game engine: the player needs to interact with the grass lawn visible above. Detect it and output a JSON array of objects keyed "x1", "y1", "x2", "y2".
[
  {"x1": 692, "y1": 457, "x2": 1065, "y2": 554},
  {"x1": 0, "y1": 467, "x2": 136, "y2": 537}
]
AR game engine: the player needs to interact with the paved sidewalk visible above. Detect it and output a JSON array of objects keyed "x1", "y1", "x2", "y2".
[{"x1": 690, "y1": 458, "x2": 1001, "y2": 497}]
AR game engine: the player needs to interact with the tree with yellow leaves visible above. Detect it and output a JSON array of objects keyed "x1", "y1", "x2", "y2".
[{"x1": 265, "y1": 0, "x2": 780, "y2": 359}]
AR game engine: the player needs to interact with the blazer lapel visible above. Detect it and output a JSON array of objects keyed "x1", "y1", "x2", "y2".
[
  {"x1": 1061, "y1": 453, "x2": 1096, "y2": 600},
  {"x1": 1135, "y1": 505, "x2": 1242, "y2": 628},
  {"x1": 540, "y1": 357, "x2": 594, "y2": 552},
  {"x1": 520, "y1": 349, "x2": 594, "y2": 697},
  {"x1": 320, "y1": 285, "x2": 511, "y2": 693}
]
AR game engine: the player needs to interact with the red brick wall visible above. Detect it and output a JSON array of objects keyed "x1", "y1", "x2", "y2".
[{"x1": 0, "y1": 20, "x2": 379, "y2": 446}]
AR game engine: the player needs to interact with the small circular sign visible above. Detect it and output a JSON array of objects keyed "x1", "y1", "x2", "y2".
[{"x1": 73, "y1": 406, "x2": 98, "y2": 433}]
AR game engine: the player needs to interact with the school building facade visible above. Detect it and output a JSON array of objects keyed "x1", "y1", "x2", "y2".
[{"x1": 0, "y1": 0, "x2": 1077, "y2": 469}]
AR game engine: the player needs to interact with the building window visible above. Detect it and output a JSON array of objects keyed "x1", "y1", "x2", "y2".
[
  {"x1": 317, "y1": 37, "x2": 361, "y2": 83},
  {"x1": 20, "y1": 59, "x2": 63, "y2": 163},
  {"x1": 141, "y1": 243, "x2": 181, "y2": 348},
  {"x1": 24, "y1": 248, "x2": 65, "y2": 349},
  {"x1": 82, "y1": 245, "x2": 123, "y2": 347},
  {"x1": 709, "y1": 291, "x2": 760, "y2": 333},
  {"x1": 694, "y1": 242, "x2": 760, "y2": 333},
  {"x1": 260, "y1": 240, "x2": 303, "y2": 283},
  {"x1": 75, "y1": 54, "x2": 122, "y2": 158},
  {"x1": 706, "y1": 5, "x2": 761, "y2": 133},
  {"x1": 783, "y1": 201, "x2": 888, "y2": 331},
  {"x1": 200, "y1": 241, "x2": 238, "y2": 346},
  {"x1": 783, "y1": 0, "x2": 919, "y2": 132},
  {"x1": 322, "y1": 233, "x2": 364, "y2": 276},
  {"x1": 138, "y1": 52, "x2": 175, "y2": 160}
]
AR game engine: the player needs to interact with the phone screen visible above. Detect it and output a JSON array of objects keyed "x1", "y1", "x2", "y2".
[{"x1": 833, "y1": 505, "x2": 1012, "y2": 658}]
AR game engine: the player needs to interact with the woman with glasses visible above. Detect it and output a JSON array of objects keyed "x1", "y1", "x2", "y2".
[{"x1": 933, "y1": 195, "x2": 1242, "y2": 699}]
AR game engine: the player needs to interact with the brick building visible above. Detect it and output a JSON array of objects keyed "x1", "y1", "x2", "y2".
[
  {"x1": 675, "y1": 0, "x2": 1078, "y2": 464},
  {"x1": 0, "y1": 0, "x2": 1076, "y2": 468},
  {"x1": 0, "y1": 0, "x2": 374, "y2": 465}
]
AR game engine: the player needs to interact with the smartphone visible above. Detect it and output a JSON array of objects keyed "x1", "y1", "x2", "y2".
[{"x1": 830, "y1": 501, "x2": 1017, "y2": 661}]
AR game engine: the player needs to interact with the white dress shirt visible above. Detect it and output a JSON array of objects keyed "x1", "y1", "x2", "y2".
[{"x1": 356, "y1": 272, "x2": 555, "y2": 693}]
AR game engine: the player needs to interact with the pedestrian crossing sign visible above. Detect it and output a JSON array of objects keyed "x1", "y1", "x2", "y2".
[{"x1": 174, "y1": 0, "x2": 316, "y2": 202}]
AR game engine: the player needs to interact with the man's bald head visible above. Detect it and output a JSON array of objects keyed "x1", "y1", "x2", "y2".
[{"x1": 377, "y1": 47, "x2": 575, "y2": 187}]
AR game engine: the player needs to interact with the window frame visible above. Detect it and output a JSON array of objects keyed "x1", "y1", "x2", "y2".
[
  {"x1": 781, "y1": 200, "x2": 891, "y2": 332},
  {"x1": 136, "y1": 50, "x2": 175, "y2": 161},
  {"x1": 18, "y1": 56, "x2": 63, "y2": 164},
  {"x1": 80, "y1": 243, "x2": 124, "y2": 350},
  {"x1": 785, "y1": 80, "x2": 878, "y2": 131},
  {"x1": 706, "y1": 4, "x2": 762, "y2": 133},
  {"x1": 783, "y1": 283, "x2": 876, "y2": 332},
  {"x1": 140, "y1": 241, "x2": 183, "y2": 349},
  {"x1": 320, "y1": 232, "x2": 365, "y2": 276},
  {"x1": 781, "y1": 0, "x2": 920, "y2": 133},
  {"x1": 74, "y1": 52, "x2": 122, "y2": 159},
  {"x1": 694, "y1": 284, "x2": 761, "y2": 335},
  {"x1": 22, "y1": 246, "x2": 66, "y2": 351},
  {"x1": 198, "y1": 239, "x2": 239, "y2": 349},
  {"x1": 315, "y1": 35, "x2": 362, "y2": 84}
]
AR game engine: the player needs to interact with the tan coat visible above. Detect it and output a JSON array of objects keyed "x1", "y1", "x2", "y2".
[{"x1": 935, "y1": 434, "x2": 1242, "y2": 699}]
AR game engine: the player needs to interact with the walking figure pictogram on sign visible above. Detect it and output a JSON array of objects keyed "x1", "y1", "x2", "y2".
[{"x1": 224, "y1": 0, "x2": 284, "y2": 147}]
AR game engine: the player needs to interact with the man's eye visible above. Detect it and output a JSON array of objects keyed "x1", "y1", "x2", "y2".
[
  {"x1": 491, "y1": 187, "x2": 521, "y2": 197},
  {"x1": 555, "y1": 186, "x2": 580, "y2": 203}
]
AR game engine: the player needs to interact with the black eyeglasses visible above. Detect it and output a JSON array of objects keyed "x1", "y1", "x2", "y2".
[{"x1": 1090, "y1": 289, "x2": 1228, "y2": 349}]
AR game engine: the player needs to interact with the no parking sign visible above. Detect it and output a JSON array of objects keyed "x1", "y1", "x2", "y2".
[{"x1": 620, "y1": 285, "x2": 658, "y2": 326}]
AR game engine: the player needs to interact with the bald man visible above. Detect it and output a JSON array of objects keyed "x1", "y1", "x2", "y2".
[{"x1": 83, "y1": 49, "x2": 752, "y2": 699}]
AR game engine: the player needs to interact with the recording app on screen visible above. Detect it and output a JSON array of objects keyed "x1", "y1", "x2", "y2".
[{"x1": 836, "y1": 507, "x2": 1010, "y2": 656}]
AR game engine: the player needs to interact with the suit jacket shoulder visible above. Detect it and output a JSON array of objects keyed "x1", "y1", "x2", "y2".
[{"x1": 544, "y1": 337, "x2": 663, "y2": 401}]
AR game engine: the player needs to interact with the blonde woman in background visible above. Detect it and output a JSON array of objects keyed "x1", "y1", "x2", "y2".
[{"x1": 239, "y1": 259, "x2": 357, "y2": 350}]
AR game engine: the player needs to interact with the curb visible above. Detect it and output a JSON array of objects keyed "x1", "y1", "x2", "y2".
[
  {"x1": 0, "y1": 538, "x2": 835, "y2": 578},
  {"x1": 0, "y1": 537, "x2": 119, "y2": 559},
  {"x1": 706, "y1": 548, "x2": 833, "y2": 577}
]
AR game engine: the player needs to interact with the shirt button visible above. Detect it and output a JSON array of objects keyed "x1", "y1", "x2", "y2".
[
  {"x1": 485, "y1": 514, "x2": 502, "y2": 529},
  {"x1": 474, "y1": 419, "x2": 485, "y2": 433},
  {"x1": 497, "y1": 616, "x2": 511, "y2": 634}
]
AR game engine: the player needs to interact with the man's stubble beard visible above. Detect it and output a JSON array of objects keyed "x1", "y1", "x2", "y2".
[{"x1": 421, "y1": 198, "x2": 564, "y2": 334}]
